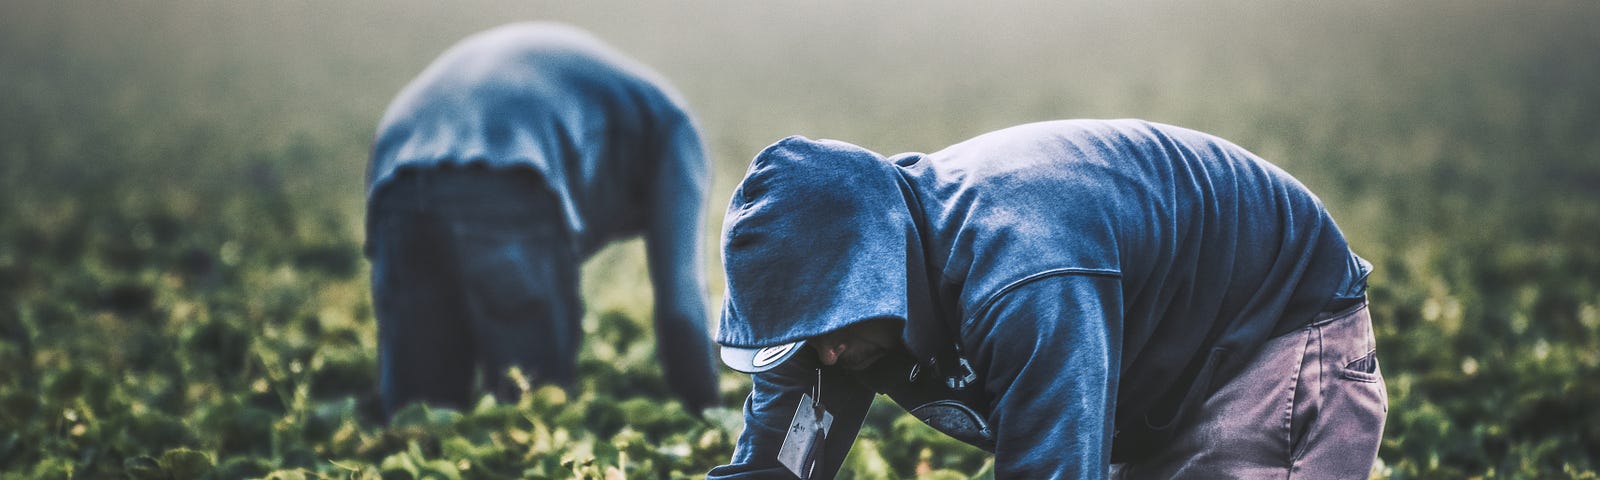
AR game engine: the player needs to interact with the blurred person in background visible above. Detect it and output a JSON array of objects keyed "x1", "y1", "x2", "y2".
[
  {"x1": 709, "y1": 120, "x2": 1383, "y2": 479},
  {"x1": 365, "y1": 22, "x2": 718, "y2": 418}
]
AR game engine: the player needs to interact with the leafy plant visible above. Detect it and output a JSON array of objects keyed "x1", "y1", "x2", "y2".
[{"x1": 1, "y1": 1, "x2": 1597, "y2": 478}]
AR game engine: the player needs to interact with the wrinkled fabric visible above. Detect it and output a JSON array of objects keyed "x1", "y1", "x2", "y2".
[
  {"x1": 369, "y1": 169, "x2": 580, "y2": 416},
  {"x1": 904, "y1": 120, "x2": 1371, "y2": 467},
  {"x1": 712, "y1": 120, "x2": 1370, "y2": 478},
  {"x1": 1115, "y1": 302, "x2": 1387, "y2": 479},
  {"x1": 368, "y1": 22, "x2": 705, "y2": 255},
  {"x1": 718, "y1": 136, "x2": 928, "y2": 349},
  {"x1": 707, "y1": 344, "x2": 990, "y2": 480},
  {"x1": 367, "y1": 22, "x2": 718, "y2": 414},
  {"x1": 711, "y1": 350, "x2": 877, "y2": 480}
]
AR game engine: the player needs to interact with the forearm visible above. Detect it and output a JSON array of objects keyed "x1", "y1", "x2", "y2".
[
  {"x1": 710, "y1": 356, "x2": 874, "y2": 479},
  {"x1": 644, "y1": 115, "x2": 717, "y2": 411},
  {"x1": 646, "y1": 226, "x2": 719, "y2": 412},
  {"x1": 971, "y1": 273, "x2": 1123, "y2": 478}
]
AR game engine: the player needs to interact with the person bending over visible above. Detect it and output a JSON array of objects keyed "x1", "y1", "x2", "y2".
[
  {"x1": 709, "y1": 119, "x2": 1384, "y2": 479},
  {"x1": 366, "y1": 22, "x2": 717, "y2": 417}
]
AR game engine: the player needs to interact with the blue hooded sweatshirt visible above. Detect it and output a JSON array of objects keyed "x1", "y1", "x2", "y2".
[
  {"x1": 368, "y1": 22, "x2": 706, "y2": 258},
  {"x1": 709, "y1": 119, "x2": 1370, "y2": 479},
  {"x1": 366, "y1": 22, "x2": 718, "y2": 412}
]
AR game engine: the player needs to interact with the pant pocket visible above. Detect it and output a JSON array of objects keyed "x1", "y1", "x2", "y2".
[
  {"x1": 1289, "y1": 305, "x2": 1387, "y2": 478},
  {"x1": 1340, "y1": 350, "x2": 1382, "y2": 383}
]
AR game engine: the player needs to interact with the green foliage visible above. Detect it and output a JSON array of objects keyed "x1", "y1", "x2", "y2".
[{"x1": 2, "y1": 0, "x2": 1597, "y2": 478}]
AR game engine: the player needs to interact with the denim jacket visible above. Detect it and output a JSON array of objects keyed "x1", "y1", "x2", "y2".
[{"x1": 710, "y1": 120, "x2": 1370, "y2": 479}]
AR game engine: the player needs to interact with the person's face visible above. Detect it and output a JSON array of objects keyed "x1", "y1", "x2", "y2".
[{"x1": 809, "y1": 318, "x2": 903, "y2": 370}]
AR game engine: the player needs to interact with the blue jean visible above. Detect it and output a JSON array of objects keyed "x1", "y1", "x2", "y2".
[
  {"x1": 367, "y1": 167, "x2": 581, "y2": 417},
  {"x1": 1115, "y1": 302, "x2": 1388, "y2": 479}
]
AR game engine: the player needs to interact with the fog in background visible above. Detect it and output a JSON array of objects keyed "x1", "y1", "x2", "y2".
[{"x1": 3, "y1": 1, "x2": 1597, "y2": 477}]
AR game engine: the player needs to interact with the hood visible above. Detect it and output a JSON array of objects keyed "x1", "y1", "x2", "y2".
[{"x1": 717, "y1": 136, "x2": 936, "y2": 359}]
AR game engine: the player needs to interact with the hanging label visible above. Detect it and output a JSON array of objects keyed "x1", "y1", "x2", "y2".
[
  {"x1": 777, "y1": 392, "x2": 833, "y2": 479},
  {"x1": 946, "y1": 355, "x2": 977, "y2": 390}
]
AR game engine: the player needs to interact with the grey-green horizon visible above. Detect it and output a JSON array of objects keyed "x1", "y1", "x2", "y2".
[{"x1": 2, "y1": 1, "x2": 1596, "y2": 478}]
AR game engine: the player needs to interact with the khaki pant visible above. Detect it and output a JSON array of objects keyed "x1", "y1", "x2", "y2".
[{"x1": 1116, "y1": 303, "x2": 1388, "y2": 479}]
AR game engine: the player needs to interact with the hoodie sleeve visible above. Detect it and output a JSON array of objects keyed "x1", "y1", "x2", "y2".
[
  {"x1": 644, "y1": 115, "x2": 719, "y2": 414},
  {"x1": 967, "y1": 272, "x2": 1123, "y2": 479},
  {"x1": 708, "y1": 354, "x2": 875, "y2": 479}
]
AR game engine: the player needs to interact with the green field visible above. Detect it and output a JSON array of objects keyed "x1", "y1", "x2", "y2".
[{"x1": 2, "y1": 1, "x2": 1597, "y2": 478}]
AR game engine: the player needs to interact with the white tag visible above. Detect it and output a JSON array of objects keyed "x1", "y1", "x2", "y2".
[
  {"x1": 777, "y1": 393, "x2": 833, "y2": 479},
  {"x1": 946, "y1": 355, "x2": 977, "y2": 390}
]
